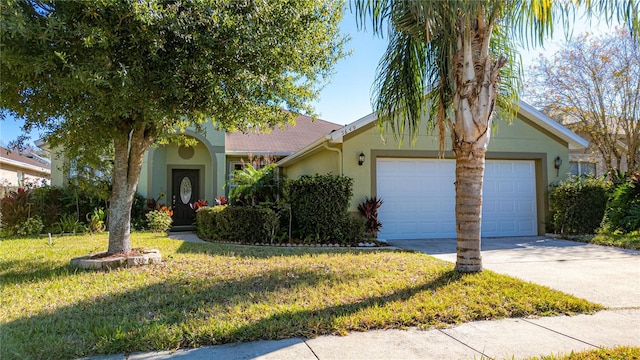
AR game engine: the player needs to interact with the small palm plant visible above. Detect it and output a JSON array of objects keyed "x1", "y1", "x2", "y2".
[
  {"x1": 358, "y1": 196, "x2": 384, "y2": 238},
  {"x1": 226, "y1": 163, "x2": 285, "y2": 206}
]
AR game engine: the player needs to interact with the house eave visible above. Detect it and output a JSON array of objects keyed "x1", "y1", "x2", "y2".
[
  {"x1": 0, "y1": 157, "x2": 51, "y2": 174},
  {"x1": 517, "y1": 102, "x2": 589, "y2": 150},
  {"x1": 277, "y1": 135, "x2": 333, "y2": 167},
  {"x1": 225, "y1": 150, "x2": 293, "y2": 157}
]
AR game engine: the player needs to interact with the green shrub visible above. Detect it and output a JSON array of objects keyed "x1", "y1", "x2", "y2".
[
  {"x1": 30, "y1": 186, "x2": 64, "y2": 232},
  {"x1": 0, "y1": 185, "x2": 110, "y2": 235},
  {"x1": 17, "y1": 216, "x2": 44, "y2": 236},
  {"x1": 57, "y1": 213, "x2": 86, "y2": 234},
  {"x1": 196, "y1": 205, "x2": 279, "y2": 244},
  {"x1": 604, "y1": 173, "x2": 640, "y2": 233},
  {"x1": 130, "y1": 193, "x2": 149, "y2": 230},
  {"x1": 550, "y1": 176, "x2": 611, "y2": 235},
  {"x1": 57, "y1": 185, "x2": 107, "y2": 224},
  {"x1": 146, "y1": 210, "x2": 173, "y2": 233},
  {"x1": 288, "y1": 174, "x2": 358, "y2": 244},
  {"x1": 195, "y1": 205, "x2": 226, "y2": 240},
  {"x1": 341, "y1": 215, "x2": 366, "y2": 244}
]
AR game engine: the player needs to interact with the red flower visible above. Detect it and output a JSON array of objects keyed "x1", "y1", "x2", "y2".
[{"x1": 216, "y1": 196, "x2": 227, "y2": 205}]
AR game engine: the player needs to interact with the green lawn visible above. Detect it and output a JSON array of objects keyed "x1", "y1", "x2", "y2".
[
  {"x1": 589, "y1": 231, "x2": 640, "y2": 250},
  {"x1": 1, "y1": 233, "x2": 602, "y2": 359},
  {"x1": 532, "y1": 346, "x2": 640, "y2": 359}
]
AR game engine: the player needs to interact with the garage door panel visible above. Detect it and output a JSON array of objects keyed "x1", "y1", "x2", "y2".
[{"x1": 377, "y1": 158, "x2": 537, "y2": 239}]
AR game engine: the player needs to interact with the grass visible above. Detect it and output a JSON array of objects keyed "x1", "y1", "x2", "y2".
[
  {"x1": 1, "y1": 233, "x2": 603, "y2": 359},
  {"x1": 531, "y1": 346, "x2": 640, "y2": 359},
  {"x1": 589, "y1": 230, "x2": 640, "y2": 250}
]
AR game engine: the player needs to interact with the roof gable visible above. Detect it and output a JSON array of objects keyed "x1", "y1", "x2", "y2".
[
  {"x1": 323, "y1": 101, "x2": 587, "y2": 149},
  {"x1": 279, "y1": 101, "x2": 588, "y2": 167}
]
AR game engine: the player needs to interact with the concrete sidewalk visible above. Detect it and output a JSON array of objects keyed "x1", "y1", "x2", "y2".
[
  {"x1": 86, "y1": 236, "x2": 640, "y2": 360},
  {"x1": 91, "y1": 310, "x2": 640, "y2": 360}
]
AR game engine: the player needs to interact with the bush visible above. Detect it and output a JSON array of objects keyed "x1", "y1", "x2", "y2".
[
  {"x1": 341, "y1": 215, "x2": 366, "y2": 244},
  {"x1": 146, "y1": 209, "x2": 173, "y2": 233},
  {"x1": 358, "y1": 196, "x2": 384, "y2": 238},
  {"x1": 56, "y1": 213, "x2": 86, "y2": 234},
  {"x1": 0, "y1": 188, "x2": 32, "y2": 235},
  {"x1": 289, "y1": 174, "x2": 359, "y2": 244},
  {"x1": 130, "y1": 193, "x2": 149, "y2": 231},
  {"x1": 604, "y1": 173, "x2": 640, "y2": 233},
  {"x1": 30, "y1": 186, "x2": 64, "y2": 232},
  {"x1": 17, "y1": 216, "x2": 44, "y2": 236},
  {"x1": 550, "y1": 176, "x2": 611, "y2": 235},
  {"x1": 196, "y1": 205, "x2": 279, "y2": 244}
]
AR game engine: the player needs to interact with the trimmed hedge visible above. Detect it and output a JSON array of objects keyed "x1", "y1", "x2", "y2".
[
  {"x1": 550, "y1": 176, "x2": 611, "y2": 235},
  {"x1": 288, "y1": 174, "x2": 361, "y2": 244},
  {"x1": 196, "y1": 205, "x2": 279, "y2": 244}
]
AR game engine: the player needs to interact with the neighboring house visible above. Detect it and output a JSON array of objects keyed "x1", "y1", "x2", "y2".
[
  {"x1": 278, "y1": 101, "x2": 587, "y2": 240},
  {"x1": 567, "y1": 130, "x2": 632, "y2": 177},
  {"x1": 48, "y1": 115, "x2": 341, "y2": 227},
  {"x1": 0, "y1": 146, "x2": 51, "y2": 197}
]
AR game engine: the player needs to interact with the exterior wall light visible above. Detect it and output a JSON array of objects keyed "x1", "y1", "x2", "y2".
[
  {"x1": 554, "y1": 156, "x2": 562, "y2": 176},
  {"x1": 358, "y1": 152, "x2": 365, "y2": 166}
]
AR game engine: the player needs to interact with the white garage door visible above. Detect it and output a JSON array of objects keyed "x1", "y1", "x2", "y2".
[{"x1": 377, "y1": 158, "x2": 537, "y2": 239}]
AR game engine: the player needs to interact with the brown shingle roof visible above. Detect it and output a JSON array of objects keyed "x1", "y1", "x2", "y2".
[
  {"x1": 225, "y1": 114, "x2": 341, "y2": 155},
  {"x1": 0, "y1": 146, "x2": 51, "y2": 170}
]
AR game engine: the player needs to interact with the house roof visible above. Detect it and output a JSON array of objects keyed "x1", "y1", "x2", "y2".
[
  {"x1": 278, "y1": 101, "x2": 589, "y2": 167},
  {"x1": 225, "y1": 114, "x2": 342, "y2": 156},
  {"x1": 0, "y1": 146, "x2": 51, "y2": 174}
]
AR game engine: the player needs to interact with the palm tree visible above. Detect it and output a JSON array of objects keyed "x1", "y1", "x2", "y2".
[{"x1": 353, "y1": 0, "x2": 639, "y2": 272}]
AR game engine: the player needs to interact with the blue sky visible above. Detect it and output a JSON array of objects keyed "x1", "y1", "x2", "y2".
[{"x1": 0, "y1": 9, "x2": 616, "y2": 147}]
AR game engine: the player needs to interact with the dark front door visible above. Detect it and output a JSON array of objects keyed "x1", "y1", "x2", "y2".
[{"x1": 171, "y1": 169, "x2": 199, "y2": 226}]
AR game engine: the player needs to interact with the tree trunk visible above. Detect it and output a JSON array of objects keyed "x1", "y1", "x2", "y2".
[
  {"x1": 450, "y1": 11, "x2": 504, "y2": 273},
  {"x1": 454, "y1": 144, "x2": 486, "y2": 272},
  {"x1": 107, "y1": 122, "x2": 154, "y2": 254}
]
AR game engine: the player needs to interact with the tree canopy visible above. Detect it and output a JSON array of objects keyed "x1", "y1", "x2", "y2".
[
  {"x1": 1, "y1": 0, "x2": 346, "y2": 141},
  {"x1": 526, "y1": 30, "x2": 640, "y2": 172},
  {"x1": 1, "y1": 0, "x2": 346, "y2": 254}
]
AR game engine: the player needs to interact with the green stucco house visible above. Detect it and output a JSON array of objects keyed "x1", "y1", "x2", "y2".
[
  {"x1": 48, "y1": 101, "x2": 586, "y2": 238},
  {"x1": 278, "y1": 101, "x2": 587, "y2": 240}
]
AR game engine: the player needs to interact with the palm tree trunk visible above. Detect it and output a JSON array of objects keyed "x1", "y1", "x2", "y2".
[{"x1": 454, "y1": 144, "x2": 486, "y2": 272}]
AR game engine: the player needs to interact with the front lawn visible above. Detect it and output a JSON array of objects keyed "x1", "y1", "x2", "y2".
[
  {"x1": 589, "y1": 231, "x2": 640, "y2": 250},
  {"x1": 532, "y1": 346, "x2": 640, "y2": 359},
  {"x1": 1, "y1": 233, "x2": 602, "y2": 359}
]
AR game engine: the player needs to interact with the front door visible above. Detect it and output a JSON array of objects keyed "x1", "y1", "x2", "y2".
[{"x1": 171, "y1": 169, "x2": 199, "y2": 226}]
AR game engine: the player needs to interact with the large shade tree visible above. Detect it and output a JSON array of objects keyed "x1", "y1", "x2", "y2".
[
  {"x1": 1, "y1": 0, "x2": 345, "y2": 254},
  {"x1": 526, "y1": 30, "x2": 640, "y2": 172},
  {"x1": 353, "y1": 0, "x2": 639, "y2": 272}
]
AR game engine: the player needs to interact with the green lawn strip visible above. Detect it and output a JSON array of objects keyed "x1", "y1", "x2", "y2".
[
  {"x1": 530, "y1": 346, "x2": 640, "y2": 359},
  {"x1": 1, "y1": 233, "x2": 602, "y2": 360},
  {"x1": 589, "y1": 231, "x2": 640, "y2": 250}
]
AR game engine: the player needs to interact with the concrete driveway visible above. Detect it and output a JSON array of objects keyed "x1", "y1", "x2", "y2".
[{"x1": 386, "y1": 236, "x2": 640, "y2": 309}]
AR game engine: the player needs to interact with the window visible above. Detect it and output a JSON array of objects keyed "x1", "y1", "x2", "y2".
[
  {"x1": 569, "y1": 161, "x2": 596, "y2": 177},
  {"x1": 227, "y1": 162, "x2": 244, "y2": 189}
]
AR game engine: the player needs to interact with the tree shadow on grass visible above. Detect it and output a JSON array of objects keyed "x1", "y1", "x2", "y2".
[
  {"x1": 0, "y1": 258, "x2": 81, "y2": 286},
  {"x1": 2, "y1": 260, "x2": 462, "y2": 360}
]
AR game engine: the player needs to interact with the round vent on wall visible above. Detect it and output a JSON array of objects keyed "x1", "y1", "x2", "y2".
[{"x1": 178, "y1": 146, "x2": 195, "y2": 160}]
